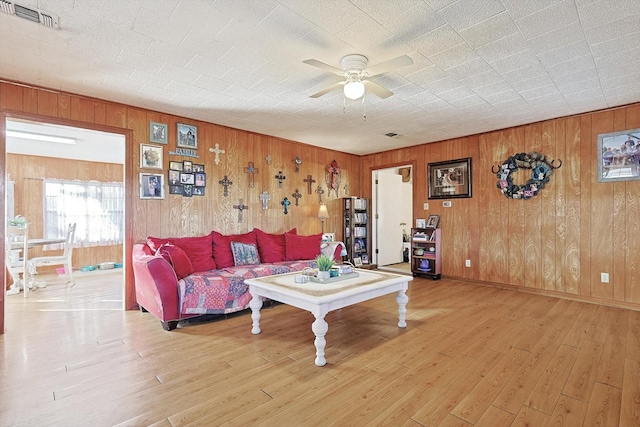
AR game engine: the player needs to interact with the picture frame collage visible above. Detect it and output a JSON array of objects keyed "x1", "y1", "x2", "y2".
[{"x1": 169, "y1": 160, "x2": 206, "y2": 197}]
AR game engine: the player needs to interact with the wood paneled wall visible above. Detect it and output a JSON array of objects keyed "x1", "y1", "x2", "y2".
[
  {"x1": 6, "y1": 153, "x2": 123, "y2": 270},
  {"x1": 362, "y1": 104, "x2": 640, "y2": 310},
  {"x1": 0, "y1": 80, "x2": 361, "y2": 332}
]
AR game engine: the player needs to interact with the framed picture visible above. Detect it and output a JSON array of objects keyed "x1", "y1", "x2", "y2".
[
  {"x1": 361, "y1": 254, "x2": 369, "y2": 264},
  {"x1": 426, "y1": 215, "x2": 440, "y2": 228},
  {"x1": 177, "y1": 123, "x2": 198, "y2": 149},
  {"x1": 353, "y1": 257, "x2": 363, "y2": 267},
  {"x1": 195, "y1": 172, "x2": 206, "y2": 187},
  {"x1": 183, "y1": 160, "x2": 193, "y2": 173},
  {"x1": 180, "y1": 172, "x2": 195, "y2": 185},
  {"x1": 182, "y1": 184, "x2": 193, "y2": 197},
  {"x1": 428, "y1": 157, "x2": 472, "y2": 199},
  {"x1": 597, "y1": 128, "x2": 640, "y2": 183},
  {"x1": 149, "y1": 122, "x2": 168, "y2": 144},
  {"x1": 416, "y1": 218, "x2": 426, "y2": 228},
  {"x1": 139, "y1": 173, "x2": 164, "y2": 199},
  {"x1": 168, "y1": 170, "x2": 180, "y2": 185},
  {"x1": 169, "y1": 161, "x2": 183, "y2": 171},
  {"x1": 193, "y1": 186, "x2": 205, "y2": 196},
  {"x1": 193, "y1": 164, "x2": 205, "y2": 172},
  {"x1": 140, "y1": 144, "x2": 163, "y2": 169},
  {"x1": 169, "y1": 185, "x2": 182, "y2": 195}
]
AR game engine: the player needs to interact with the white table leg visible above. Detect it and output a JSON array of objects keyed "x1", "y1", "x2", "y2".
[
  {"x1": 396, "y1": 289, "x2": 408, "y2": 328},
  {"x1": 249, "y1": 294, "x2": 263, "y2": 335},
  {"x1": 312, "y1": 316, "x2": 329, "y2": 367}
]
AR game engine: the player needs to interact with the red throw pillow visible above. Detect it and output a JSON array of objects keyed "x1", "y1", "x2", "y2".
[
  {"x1": 147, "y1": 233, "x2": 216, "y2": 272},
  {"x1": 285, "y1": 233, "x2": 322, "y2": 261},
  {"x1": 211, "y1": 230, "x2": 257, "y2": 269},
  {"x1": 155, "y1": 244, "x2": 193, "y2": 280},
  {"x1": 254, "y1": 228, "x2": 297, "y2": 263}
]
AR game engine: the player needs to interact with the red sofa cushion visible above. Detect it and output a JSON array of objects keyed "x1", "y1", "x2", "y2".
[
  {"x1": 155, "y1": 244, "x2": 193, "y2": 280},
  {"x1": 212, "y1": 230, "x2": 257, "y2": 269},
  {"x1": 254, "y1": 228, "x2": 297, "y2": 263},
  {"x1": 147, "y1": 233, "x2": 216, "y2": 272},
  {"x1": 285, "y1": 233, "x2": 322, "y2": 261}
]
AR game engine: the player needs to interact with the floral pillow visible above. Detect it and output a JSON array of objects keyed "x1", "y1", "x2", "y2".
[{"x1": 231, "y1": 242, "x2": 260, "y2": 266}]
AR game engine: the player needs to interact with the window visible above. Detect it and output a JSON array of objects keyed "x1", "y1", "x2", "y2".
[{"x1": 43, "y1": 179, "x2": 124, "y2": 247}]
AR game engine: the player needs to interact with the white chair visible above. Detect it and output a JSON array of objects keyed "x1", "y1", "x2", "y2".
[
  {"x1": 5, "y1": 223, "x2": 29, "y2": 297},
  {"x1": 28, "y1": 223, "x2": 76, "y2": 288}
]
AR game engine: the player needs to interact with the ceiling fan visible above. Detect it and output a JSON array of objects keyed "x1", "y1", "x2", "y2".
[{"x1": 303, "y1": 54, "x2": 413, "y2": 100}]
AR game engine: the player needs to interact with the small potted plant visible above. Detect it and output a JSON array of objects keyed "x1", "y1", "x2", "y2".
[{"x1": 315, "y1": 254, "x2": 334, "y2": 280}]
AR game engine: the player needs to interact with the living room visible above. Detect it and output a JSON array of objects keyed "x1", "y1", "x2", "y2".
[{"x1": 1, "y1": 1, "x2": 640, "y2": 425}]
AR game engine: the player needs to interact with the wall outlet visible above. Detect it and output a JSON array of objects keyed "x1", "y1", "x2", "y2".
[
  {"x1": 465, "y1": 259, "x2": 471, "y2": 267},
  {"x1": 423, "y1": 202, "x2": 429, "y2": 210},
  {"x1": 443, "y1": 201, "x2": 452, "y2": 207},
  {"x1": 601, "y1": 272, "x2": 609, "y2": 283}
]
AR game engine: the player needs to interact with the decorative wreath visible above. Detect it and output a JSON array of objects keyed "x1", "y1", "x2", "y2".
[{"x1": 493, "y1": 152, "x2": 562, "y2": 199}]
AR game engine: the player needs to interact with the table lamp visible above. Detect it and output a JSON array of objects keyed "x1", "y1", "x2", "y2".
[{"x1": 317, "y1": 203, "x2": 329, "y2": 233}]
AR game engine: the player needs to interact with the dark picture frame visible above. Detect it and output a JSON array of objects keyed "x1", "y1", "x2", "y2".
[
  {"x1": 597, "y1": 128, "x2": 640, "y2": 183},
  {"x1": 194, "y1": 172, "x2": 206, "y2": 187},
  {"x1": 193, "y1": 186, "x2": 205, "y2": 196},
  {"x1": 169, "y1": 161, "x2": 183, "y2": 171},
  {"x1": 428, "y1": 157, "x2": 472, "y2": 199},
  {"x1": 180, "y1": 172, "x2": 195, "y2": 185},
  {"x1": 177, "y1": 123, "x2": 198, "y2": 149},
  {"x1": 426, "y1": 215, "x2": 440, "y2": 228},
  {"x1": 149, "y1": 122, "x2": 168, "y2": 144}
]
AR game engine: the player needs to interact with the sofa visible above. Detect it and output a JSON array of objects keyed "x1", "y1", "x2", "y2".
[{"x1": 132, "y1": 228, "x2": 346, "y2": 330}]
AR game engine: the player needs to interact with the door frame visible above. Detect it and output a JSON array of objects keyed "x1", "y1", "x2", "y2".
[
  {"x1": 1, "y1": 111, "x2": 134, "y2": 333},
  {"x1": 370, "y1": 160, "x2": 417, "y2": 266}
]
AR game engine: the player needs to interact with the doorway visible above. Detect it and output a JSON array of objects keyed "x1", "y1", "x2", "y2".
[
  {"x1": 5, "y1": 118, "x2": 126, "y2": 310},
  {"x1": 371, "y1": 165, "x2": 413, "y2": 274}
]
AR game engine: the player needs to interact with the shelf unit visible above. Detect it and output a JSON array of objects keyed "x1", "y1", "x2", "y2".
[
  {"x1": 343, "y1": 197, "x2": 372, "y2": 267},
  {"x1": 411, "y1": 227, "x2": 441, "y2": 279}
]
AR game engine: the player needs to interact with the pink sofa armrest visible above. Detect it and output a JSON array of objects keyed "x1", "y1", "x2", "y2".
[{"x1": 132, "y1": 243, "x2": 187, "y2": 323}]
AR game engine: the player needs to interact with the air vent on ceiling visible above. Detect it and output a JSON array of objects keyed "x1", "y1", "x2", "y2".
[
  {"x1": 385, "y1": 132, "x2": 399, "y2": 138},
  {"x1": 0, "y1": 0, "x2": 59, "y2": 28}
]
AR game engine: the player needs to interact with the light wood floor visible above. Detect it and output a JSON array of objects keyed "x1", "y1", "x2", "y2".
[{"x1": 1, "y1": 271, "x2": 639, "y2": 426}]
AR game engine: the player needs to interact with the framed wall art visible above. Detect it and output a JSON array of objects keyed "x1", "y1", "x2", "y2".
[
  {"x1": 426, "y1": 215, "x2": 440, "y2": 228},
  {"x1": 140, "y1": 144, "x2": 163, "y2": 169},
  {"x1": 139, "y1": 173, "x2": 165, "y2": 199},
  {"x1": 177, "y1": 123, "x2": 198, "y2": 149},
  {"x1": 428, "y1": 157, "x2": 472, "y2": 199},
  {"x1": 597, "y1": 128, "x2": 640, "y2": 183},
  {"x1": 149, "y1": 122, "x2": 168, "y2": 144}
]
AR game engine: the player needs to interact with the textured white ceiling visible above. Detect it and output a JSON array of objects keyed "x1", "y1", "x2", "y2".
[{"x1": 1, "y1": 0, "x2": 639, "y2": 155}]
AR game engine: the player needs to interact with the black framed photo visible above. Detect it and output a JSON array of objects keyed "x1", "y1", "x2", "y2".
[
  {"x1": 195, "y1": 172, "x2": 206, "y2": 187},
  {"x1": 426, "y1": 215, "x2": 440, "y2": 228},
  {"x1": 168, "y1": 170, "x2": 180, "y2": 185},
  {"x1": 150, "y1": 122, "x2": 168, "y2": 144},
  {"x1": 183, "y1": 160, "x2": 193, "y2": 173},
  {"x1": 597, "y1": 128, "x2": 640, "y2": 183},
  {"x1": 182, "y1": 184, "x2": 193, "y2": 197},
  {"x1": 180, "y1": 172, "x2": 195, "y2": 185},
  {"x1": 177, "y1": 123, "x2": 197, "y2": 149},
  {"x1": 169, "y1": 161, "x2": 183, "y2": 171},
  {"x1": 193, "y1": 186, "x2": 205, "y2": 196},
  {"x1": 169, "y1": 185, "x2": 182, "y2": 195},
  {"x1": 428, "y1": 157, "x2": 472, "y2": 199},
  {"x1": 193, "y1": 164, "x2": 205, "y2": 172}
]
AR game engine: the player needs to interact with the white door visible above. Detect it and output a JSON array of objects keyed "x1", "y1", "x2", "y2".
[{"x1": 375, "y1": 172, "x2": 404, "y2": 266}]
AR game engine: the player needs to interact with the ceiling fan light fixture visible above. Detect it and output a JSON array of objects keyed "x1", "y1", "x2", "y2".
[{"x1": 344, "y1": 80, "x2": 365, "y2": 100}]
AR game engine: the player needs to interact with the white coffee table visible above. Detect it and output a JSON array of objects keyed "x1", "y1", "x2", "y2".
[{"x1": 246, "y1": 269, "x2": 412, "y2": 366}]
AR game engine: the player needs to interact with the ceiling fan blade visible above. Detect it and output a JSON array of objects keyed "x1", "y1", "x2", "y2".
[
  {"x1": 303, "y1": 59, "x2": 344, "y2": 76},
  {"x1": 309, "y1": 81, "x2": 346, "y2": 98},
  {"x1": 363, "y1": 80, "x2": 393, "y2": 99},
  {"x1": 366, "y1": 55, "x2": 414, "y2": 77}
]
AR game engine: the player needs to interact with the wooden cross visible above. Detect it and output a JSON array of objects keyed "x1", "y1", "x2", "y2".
[
  {"x1": 260, "y1": 191, "x2": 270, "y2": 210},
  {"x1": 292, "y1": 189, "x2": 302, "y2": 206},
  {"x1": 281, "y1": 197, "x2": 291, "y2": 215},
  {"x1": 303, "y1": 174, "x2": 316, "y2": 194},
  {"x1": 315, "y1": 185, "x2": 325, "y2": 203},
  {"x1": 233, "y1": 199, "x2": 248, "y2": 222},
  {"x1": 208, "y1": 143, "x2": 225, "y2": 165},
  {"x1": 243, "y1": 162, "x2": 258, "y2": 188},
  {"x1": 292, "y1": 156, "x2": 302, "y2": 173},
  {"x1": 218, "y1": 175, "x2": 233, "y2": 197},
  {"x1": 275, "y1": 171, "x2": 286, "y2": 188}
]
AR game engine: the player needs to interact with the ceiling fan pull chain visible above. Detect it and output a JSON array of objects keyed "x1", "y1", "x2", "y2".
[
  {"x1": 362, "y1": 92, "x2": 366, "y2": 121},
  {"x1": 343, "y1": 94, "x2": 347, "y2": 114}
]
